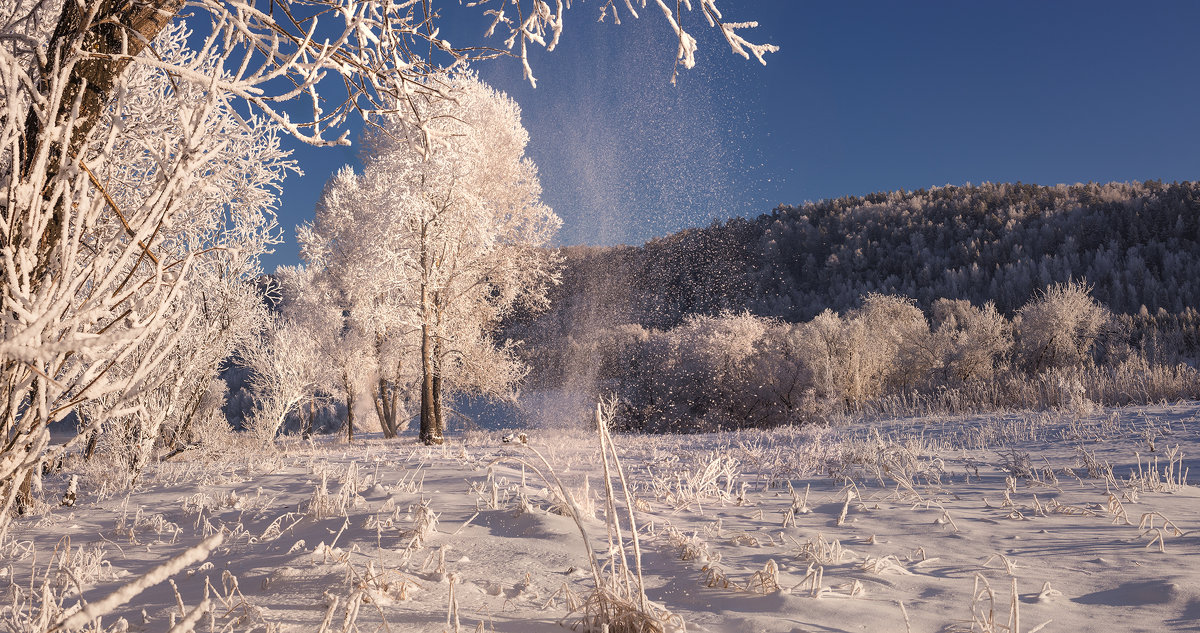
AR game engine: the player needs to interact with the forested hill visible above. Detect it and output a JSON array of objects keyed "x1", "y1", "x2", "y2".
[{"x1": 527, "y1": 180, "x2": 1200, "y2": 334}]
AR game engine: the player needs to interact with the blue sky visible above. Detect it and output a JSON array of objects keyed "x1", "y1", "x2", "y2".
[{"x1": 265, "y1": 1, "x2": 1200, "y2": 271}]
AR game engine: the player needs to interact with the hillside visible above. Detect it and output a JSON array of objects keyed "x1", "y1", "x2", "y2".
[{"x1": 526, "y1": 180, "x2": 1200, "y2": 335}]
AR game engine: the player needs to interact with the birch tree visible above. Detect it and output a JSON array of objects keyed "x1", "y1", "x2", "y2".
[{"x1": 302, "y1": 73, "x2": 560, "y2": 445}]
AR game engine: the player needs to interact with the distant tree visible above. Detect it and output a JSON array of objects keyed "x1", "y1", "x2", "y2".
[
  {"x1": 272, "y1": 264, "x2": 378, "y2": 442},
  {"x1": 798, "y1": 309, "x2": 871, "y2": 409},
  {"x1": 1015, "y1": 281, "x2": 1111, "y2": 372},
  {"x1": 241, "y1": 316, "x2": 328, "y2": 444},
  {"x1": 930, "y1": 298, "x2": 1012, "y2": 382},
  {"x1": 856, "y1": 294, "x2": 932, "y2": 391}
]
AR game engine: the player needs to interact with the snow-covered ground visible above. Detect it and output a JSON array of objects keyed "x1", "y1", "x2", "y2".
[{"x1": 6, "y1": 403, "x2": 1200, "y2": 632}]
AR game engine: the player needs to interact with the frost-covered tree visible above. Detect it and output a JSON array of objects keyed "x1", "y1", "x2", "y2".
[
  {"x1": 1015, "y1": 281, "x2": 1111, "y2": 372},
  {"x1": 302, "y1": 73, "x2": 561, "y2": 445},
  {"x1": 0, "y1": 20, "x2": 292, "y2": 520},
  {"x1": 856, "y1": 294, "x2": 932, "y2": 391},
  {"x1": 930, "y1": 298, "x2": 1012, "y2": 382},
  {"x1": 241, "y1": 315, "x2": 328, "y2": 444}
]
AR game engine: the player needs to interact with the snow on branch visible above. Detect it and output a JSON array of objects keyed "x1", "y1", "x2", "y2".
[
  {"x1": 468, "y1": 0, "x2": 778, "y2": 86},
  {"x1": 50, "y1": 533, "x2": 224, "y2": 632}
]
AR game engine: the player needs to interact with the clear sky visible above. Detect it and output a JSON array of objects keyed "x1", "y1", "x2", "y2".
[{"x1": 264, "y1": 0, "x2": 1200, "y2": 271}]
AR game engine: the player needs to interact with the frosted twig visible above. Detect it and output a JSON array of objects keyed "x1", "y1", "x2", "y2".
[{"x1": 50, "y1": 533, "x2": 223, "y2": 632}]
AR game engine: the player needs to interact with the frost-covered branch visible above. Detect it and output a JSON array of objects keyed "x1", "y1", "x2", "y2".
[{"x1": 49, "y1": 533, "x2": 224, "y2": 632}]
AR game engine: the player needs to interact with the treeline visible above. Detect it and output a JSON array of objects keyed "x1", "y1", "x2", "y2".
[
  {"x1": 520, "y1": 180, "x2": 1200, "y2": 338},
  {"x1": 522, "y1": 283, "x2": 1200, "y2": 432},
  {"x1": 506, "y1": 180, "x2": 1200, "y2": 430}
]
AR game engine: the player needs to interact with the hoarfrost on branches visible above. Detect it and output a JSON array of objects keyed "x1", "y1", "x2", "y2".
[
  {"x1": 298, "y1": 71, "x2": 560, "y2": 445},
  {"x1": 0, "y1": 19, "x2": 291, "y2": 531}
]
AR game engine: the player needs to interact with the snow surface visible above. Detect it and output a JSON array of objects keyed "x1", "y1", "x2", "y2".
[{"x1": 6, "y1": 403, "x2": 1200, "y2": 632}]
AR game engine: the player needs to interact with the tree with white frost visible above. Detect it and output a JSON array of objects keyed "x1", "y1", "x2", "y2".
[
  {"x1": 1, "y1": 18, "x2": 291, "y2": 517},
  {"x1": 241, "y1": 315, "x2": 329, "y2": 444},
  {"x1": 302, "y1": 73, "x2": 561, "y2": 445},
  {"x1": 1015, "y1": 280, "x2": 1111, "y2": 373},
  {"x1": 930, "y1": 298, "x2": 1012, "y2": 383}
]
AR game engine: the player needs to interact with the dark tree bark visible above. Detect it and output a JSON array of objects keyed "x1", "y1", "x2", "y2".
[
  {"x1": 432, "y1": 361, "x2": 445, "y2": 438},
  {"x1": 170, "y1": 381, "x2": 209, "y2": 449},
  {"x1": 375, "y1": 376, "x2": 401, "y2": 439},
  {"x1": 83, "y1": 428, "x2": 99, "y2": 460},
  {"x1": 344, "y1": 379, "x2": 355, "y2": 444},
  {"x1": 14, "y1": 0, "x2": 184, "y2": 282},
  {"x1": 303, "y1": 394, "x2": 314, "y2": 440},
  {"x1": 21, "y1": 0, "x2": 184, "y2": 178},
  {"x1": 418, "y1": 323, "x2": 442, "y2": 445}
]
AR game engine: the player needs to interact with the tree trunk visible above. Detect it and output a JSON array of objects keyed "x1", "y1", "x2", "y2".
[
  {"x1": 376, "y1": 377, "x2": 403, "y2": 439},
  {"x1": 171, "y1": 381, "x2": 209, "y2": 449},
  {"x1": 374, "y1": 380, "x2": 389, "y2": 438},
  {"x1": 345, "y1": 387, "x2": 355, "y2": 444},
  {"x1": 23, "y1": 0, "x2": 185, "y2": 175},
  {"x1": 17, "y1": 0, "x2": 184, "y2": 280},
  {"x1": 419, "y1": 324, "x2": 442, "y2": 445},
  {"x1": 14, "y1": 471, "x2": 33, "y2": 516},
  {"x1": 83, "y1": 428, "x2": 99, "y2": 461},
  {"x1": 303, "y1": 394, "x2": 314, "y2": 440},
  {"x1": 432, "y1": 365, "x2": 445, "y2": 439}
]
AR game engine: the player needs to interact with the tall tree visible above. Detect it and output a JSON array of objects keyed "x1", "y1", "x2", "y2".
[{"x1": 301, "y1": 73, "x2": 560, "y2": 445}]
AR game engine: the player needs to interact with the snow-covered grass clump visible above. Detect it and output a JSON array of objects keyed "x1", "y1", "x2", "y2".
[{"x1": 5, "y1": 403, "x2": 1199, "y2": 632}]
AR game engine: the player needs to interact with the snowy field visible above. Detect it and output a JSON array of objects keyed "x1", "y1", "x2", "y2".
[{"x1": 6, "y1": 403, "x2": 1200, "y2": 633}]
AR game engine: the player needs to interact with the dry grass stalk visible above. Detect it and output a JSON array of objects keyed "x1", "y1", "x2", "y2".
[
  {"x1": 860, "y1": 555, "x2": 914, "y2": 576},
  {"x1": 661, "y1": 524, "x2": 716, "y2": 564},
  {"x1": 501, "y1": 402, "x2": 678, "y2": 633},
  {"x1": 836, "y1": 485, "x2": 858, "y2": 526},
  {"x1": 543, "y1": 582, "x2": 584, "y2": 612},
  {"x1": 788, "y1": 563, "x2": 826, "y2": 598},
  {"x1": 446, "y1": 574, "x2": 461, "y2": 633},
  {"x1": 788, "y1": 481, "x2": 812, "y2": 515},
  {"x1": 1104, "y1": 494, "x2": 1132, "y2": 525},
  {"x1": 316, "y1": 594, "x2": 341, "y2": 633},
  {"x1": 982, "y1": 553, "x2": 1019, "y2": 576},
  {"x1": 745, "y1": 560, "x2": 780, "y2": 594},
  {"x1": 797, "y1": 533, "x2": 856, "y2": 566}
]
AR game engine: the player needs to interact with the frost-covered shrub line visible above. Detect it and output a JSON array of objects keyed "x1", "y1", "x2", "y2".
[{"x1": 533, "y1": 282, "x2": 1199, "y2": 432}]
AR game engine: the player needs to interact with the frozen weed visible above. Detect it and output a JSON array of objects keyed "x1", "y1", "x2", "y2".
[
  {"x1": 795, "y1": 533, "x2": 857, "y2": 566},
  {"x1": 514, "y1": 403, "x2": 683, "y2": 633},
  {"x1": 1075, "y1": 446, "x2": 1109, "y2": 479},
  {"x1": 788, "y1": 563, "x2": 827, "y2": 598},
  {"x1": 551, "y1": 475, "x2": 596, "y2": 521},
  {"x1": 1138, "y1": 511, "x2": 1184, "y2": 552},
  {"x1": 1130, "y1": 446, "x2": 1189, "y2": 492},
  {"x1": 981, "y1": 553, "x2": 1019, "y2": 576},
  {"x1": 860, "y1": 555, "x2": 914, "y2": 576},
  {"x1": 999, "y1": 449, "x2": 1034, "y2": 479},
  {"x1": 660, "y1": 524, "x2": 718, "y2": 564},
  {"x1": 744, "y1": 559, "x2": 781, "y2": 594},
  {"x1": 23, "y1": 534, "x2": 227, "y2": 633},
  {"x1": 647, "y1": 451, "x2": 740, "y2": 514}
]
